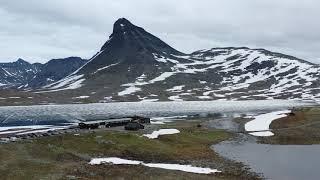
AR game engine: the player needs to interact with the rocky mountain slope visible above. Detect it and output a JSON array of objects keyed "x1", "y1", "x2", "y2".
[
  {"x1": 0, "y1": 57, "x2": 87, "y2": 89},
  {"x1": 38, "y1": 18, "x2": 320, "y2": 103}
]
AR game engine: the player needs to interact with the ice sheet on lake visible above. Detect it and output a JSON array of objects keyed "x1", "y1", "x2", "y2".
[
  {"x1": 89, "y1": 157, "x2": 220, "y2": 174},
  {"x1": 0, "y1": 125, "x2": 72, "y2": 135},
  {"x1": 0, "y1": 100, "x2": 312, "y2": 127}
]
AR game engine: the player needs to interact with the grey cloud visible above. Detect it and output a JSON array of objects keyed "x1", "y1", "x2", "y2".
[{"x1": 0, "y1": 0, "x2": 319, "y2": 63}]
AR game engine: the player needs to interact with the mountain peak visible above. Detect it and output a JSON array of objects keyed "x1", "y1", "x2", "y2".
[
  {"x1": 16, "y1": 58, "x2": 30, "y2": 65},
  {"x1": 114, "y1": 18, "x2": 133, "y2": 28},
  {"x1": 110, "y1": 18, "x2": 137, "y2": 38},
  {"x1": 99, "y1": 18, "x2": 183, "y2": 56}
]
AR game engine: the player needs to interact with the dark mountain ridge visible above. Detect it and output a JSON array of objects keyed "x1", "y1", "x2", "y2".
[{"x1": 0, "y1": 57, "x2": 87, "y2": 89}]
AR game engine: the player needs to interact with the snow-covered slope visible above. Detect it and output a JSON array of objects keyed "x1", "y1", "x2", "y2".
[
  {"x1": 0, "y1": 59, "x2": 41, "y2": 88},
  {"x1": 33, "y1": 19, "x2": 320, "y2": 102}
]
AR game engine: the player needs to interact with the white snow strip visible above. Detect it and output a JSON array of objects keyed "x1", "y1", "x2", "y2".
[
  {"x1": 143, "y1": 129, "x2": 180, "y2": 139},
  {"x1": 9, "y1": 97, "x2": 21, "y2": 99},
  {"x1": 166, "y1": 85, "x2": 185, "y2": 92},
  {"x1": 245, "y1": 110, "x2": 290, "y2": 137},
  {"x1": 16, "y1": 127, "x2": 68, "y2": 135},
  {"x1": 145, "y1": 163, "x2": 219, "y2": 174},
  {"x1": 0, "y1": 125, "x2": 54, "y2": 132},
  {"x1": 73, "y1": 96, "x2": 90, "y2": 99},
  {"x1": 70, "y1": 49, "x2": 106, "y2": 75},
  {"x1": 89, "y1": 157, "x2": 220, "y2": 174},
  {"x1": 168, "y1": 95, "x2": 183, "y2": 101},
  {"x1": 197, "y1": 96, "x2": 211, "y2": 99},
  {"x1": 118, "y1": 86, "x2": 141, "y2": 96},
  {"x1": 39, "y1": 74, "x2": 85, "y2": 93},
  {"x1": 0, "y1": 124, "x2": 74, "y2": 135},
  {"x1": 46, "y1": 75, "x2": 84, "y2": 89},
  {"x1": 149, "y1": 72, "x2": 175, "y2": 83},
  {"x1": 249, "y1": 131, "x2": 275, "y2": 137},
  {"x1": 151, "y1": 116, "x2": 188, "y2": 121},
  {"x1": 2, "y1": 68, "x2": 13, "y2": 76},
  {"x1": 150, "y1": 121, "x2": 165, "y2": 125},
  {"x1": 94, "y1": 63, "x2": 119, "y2": 74},
  {"x1": 0, "y1": 129, "x2": 27, "y2": 135},
  {"x1": 140, "y1": 99, "x2": 159, "y2": 102}
]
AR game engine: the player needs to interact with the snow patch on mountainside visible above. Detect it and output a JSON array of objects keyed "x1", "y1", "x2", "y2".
[
  {"x1": 94, "y1": 62, "x2": 119, "y2": 74},
  {"x1": 38, "y1": 75, "x2": 85, "y2": 92},
  {"x1": 118, "y1": 86, "x2": 141, "y2": 96}
]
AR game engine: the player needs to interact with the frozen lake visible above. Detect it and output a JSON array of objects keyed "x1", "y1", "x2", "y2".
[{"x1": 0, "y1": 100, "x2": 315, "y2": 126}]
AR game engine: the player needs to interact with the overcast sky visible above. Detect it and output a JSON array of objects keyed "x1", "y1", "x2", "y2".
[{"x1": 0, "y1": 0, "x2": 319, "y2": 64}]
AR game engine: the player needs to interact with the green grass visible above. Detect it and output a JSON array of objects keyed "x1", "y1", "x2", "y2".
[{"x1": 0, "y1": 122, "x2": 258, "y2": 180}]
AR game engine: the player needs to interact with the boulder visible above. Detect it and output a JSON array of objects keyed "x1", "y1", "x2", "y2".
[{"x1": 124, "y1": 122, "x2": 144, "y2": 131}]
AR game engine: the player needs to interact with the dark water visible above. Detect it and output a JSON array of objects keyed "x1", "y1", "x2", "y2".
[
  {"x1": 214, "y1": 140, "x2": 320, "y2": 180},
  {"x1": 0, "y1": 100, "x2": 312, "y2": 126}
]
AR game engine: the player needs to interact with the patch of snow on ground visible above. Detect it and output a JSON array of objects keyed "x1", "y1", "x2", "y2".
[
  {"x1": 9, "y1": 97, "x2": 21, "y2": 99},
  {"x1": 143, "y1": 129, "x2": 180, "y2": 139},
  {"x1": 89, "y1": 157, "x2": 220, "y2": 174},
  {"x1": 249, "y1": 131, "x2": 275, "y2": 137},
  {"x1": 245, "y1": 110, "x2": 290, "y2": 137}
]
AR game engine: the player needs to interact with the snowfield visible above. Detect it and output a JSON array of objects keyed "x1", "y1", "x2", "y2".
[
  {"x1": 118, "y1": 86, "x2": 141, "y2": 96},
  {"x1": 143, "y1": 129, "x2": 180, "y2": 139},
  {"x1": 89, "y1": 157, "x2": 221, "y2": 174},
  {"x1": 117, "y1": 48, "x2": 320, "y2": 101},
  {"x1": 245, "y1": 110, "x2": 291, "y2": 136}
]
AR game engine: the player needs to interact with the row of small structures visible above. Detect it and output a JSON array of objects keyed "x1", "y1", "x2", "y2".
[
  {"x1": 78, "y1": 116, "x2": 151, "y2": 131},
  {"x1": 0, "y1": 116, "x2": 151, "y2": 143}
]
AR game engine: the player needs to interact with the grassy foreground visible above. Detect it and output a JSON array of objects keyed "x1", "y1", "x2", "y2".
[{"x1": 0, "y1": 121, "x2": 258, "y2": 180}]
